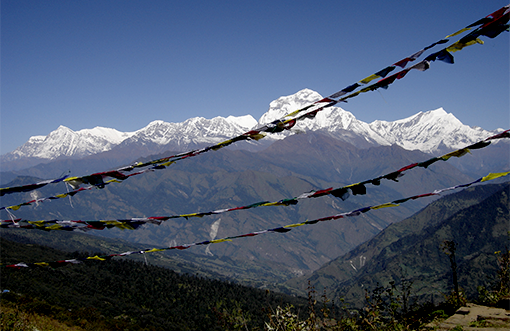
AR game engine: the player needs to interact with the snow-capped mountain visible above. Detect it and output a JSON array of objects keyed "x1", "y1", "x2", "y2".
[
  {"x1": 117, "y1": 115, "x2": 257, "y2": 148},
  {"x1": 258, "y1": 89, "x2": 502, "y2": 153},
  {"x1": 2, "y1": 126, "x2": 135, "y2": 161},
  {"x1": 259, "y1": 89, "x2": 391, "y2": 147},
  {"x1": 368, "y1": 110, "x2": 492, "y2": 153},
  {"x1": 1, "y1": 88, "x2": 503, "y2": 165},
  {"x1": 0, "y1": 115, "x2": 258, "y2": 164}
]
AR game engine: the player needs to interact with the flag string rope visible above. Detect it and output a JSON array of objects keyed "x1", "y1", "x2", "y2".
[
  {"x1": 1, "y1": 4, "x2": 508, "y2": 199},
  {"x1": 2, "y1": 130, "x2": 508, "y2": 230},
  {"x1": 1, "y1": 130, "x2": 508, "y2": 216},
  {"x1": 2, "y1": 171, "x2": 508, "y2": 269}
]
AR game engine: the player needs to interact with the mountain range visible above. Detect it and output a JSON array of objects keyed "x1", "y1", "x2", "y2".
[
  {"x1": 1, "y1": 89, "x2": 505, "y2": 173},
  {"x1": 0, "y1": 129, "x2": 497, "y2": 286},
  {"x1": 1, "y1": 88, "x2": 509, "y2": 299}
]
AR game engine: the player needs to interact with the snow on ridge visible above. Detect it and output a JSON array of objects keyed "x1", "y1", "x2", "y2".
[
  {"x1": 2, "y1": 89, "x2": 502, "y2": 162},
  {"x1": 78, "y1": 126, "x2": 136, "y2": 144},
  {"x1": 367, "y1": 107, "x2": 493, "y2": 153},
  {"x1": 226, "y1": 115, "x2": 257, "y2": 130},
  {"x1": 28, "y1": 135, "x2": 46, "y2": 143},
  {"x1": 259, "y1": 88, "x2": 322, "y2": 125},
  {"x1": 120, "y1": 115, "x2": 258, "y2": 147}
]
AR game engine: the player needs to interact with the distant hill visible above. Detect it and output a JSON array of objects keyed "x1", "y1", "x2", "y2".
[{"x1": 286, "y1": 182, "x2": 510, "y2": 308}]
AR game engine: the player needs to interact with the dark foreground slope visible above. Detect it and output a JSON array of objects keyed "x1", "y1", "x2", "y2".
[
  {"x1": 287, "y1": 182, "x2": 510, "y2": 308},
  {"x1": 0, "y1": 228, "x2": 299, "y2": 293},
  {"x1": 0, "y1": 237, "x2": 308, "y2": 331}
]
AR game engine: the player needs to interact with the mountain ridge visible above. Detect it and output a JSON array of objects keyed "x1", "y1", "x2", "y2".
[{"x1": 1, "y1": 89, "x2": 504, "y2": 171}]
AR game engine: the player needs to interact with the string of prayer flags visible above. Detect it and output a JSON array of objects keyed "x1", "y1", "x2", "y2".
[
  {"x1": 0, "y1": 167, "x2": 157, "y2": 212},
  {"x1": 1, "y1": 5, "x2": 508, "y2": 203},
  {"x1": 445, "y1": 5, "x2": 509, "y2": 38},
  {"x1": 485, "y1": 129, "x2": 510, "y2": 140},
  {"x1": 3, "y1": 171, "x2": 508, "y2": 270},
  {"x1": 322, "y1": 5, "x2": 509, "y2": 103},
  {"x1": 64, "y1": 170, "x2": 130, "y2": 189},
  {"x1": 2, "y1": 130, "x2": 508, "y2": 214},
  {"x1": 0, "y1": 174, "x2": 69, "y2": 196},
  {"x1": 328, "y1": 6, "x2": 509, "y2": 104}
]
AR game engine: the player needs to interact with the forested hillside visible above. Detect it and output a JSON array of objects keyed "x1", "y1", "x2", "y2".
[
  {"x1": 290, "y1": 182, "x2": 510, "y2": 308},
  {"x1": 0, "y1": 237, "x2": 308, "y2": 330}
]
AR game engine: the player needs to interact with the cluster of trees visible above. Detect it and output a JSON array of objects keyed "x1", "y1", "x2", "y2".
[{"x1": 1, "y1": 237, "x2": 308, "y2": 330}]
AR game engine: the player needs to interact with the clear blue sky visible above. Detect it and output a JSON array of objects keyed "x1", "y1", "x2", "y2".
[{"x1": 2, "y1": 0, "x2": 509, "y2": 154}]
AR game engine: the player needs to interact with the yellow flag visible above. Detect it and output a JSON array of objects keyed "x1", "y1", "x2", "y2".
[
  {"x1": 159, "y1": 161, "x2": 175, "y2": 167},
  {"x1": 359, "y1": 86, "x2": 373, "y2": 93},
  {"x1": 46, "y1": 224, "x2": 63, "y2": 230},
  {"x1": 286, "y1": 109, "x2": 302, "y2": 117},
  {"x1": 441, "y1": 148, "x2": 470, "y2": 160},
  {"x1": 260, "y1": 202, "x2": 280, "y2": 207},
  {"x1": 371, "y1": 203, "x2": 399, "y2": 210},
  {"x1": 87, "y1": 256, "x2": 106, "y2": 261},
  {"x1": 105, "y1": 179, "x2": 122, "y2": 184},
  {"x1": 28, "y1": 221, "x2": 46, "y2": 226},
  {"x1": 445, "y1": 27, "x2": 471, "y2": 38},
  {"x1": 145, "y1": 248, "x2": 166, "y2": 253},
  {"x1": 446, "y1": 38, "x2": 484, "y2": 53},
  {"x1": 211, "y1": 139, "x2": 233, "y2": 151},
  {"x1": 180, "y1": 213, "x2": 204, "y2": 218},
  {"x1": 285, "y1": 222, "x2": 306, "y2": 228},
  {"x1": 481, "y1": 172, "x2": 510, "y2": 182},
  {"x1": 103, "y1": 220, "x2": 122, "y2": 225},
  {"x1": 359, "y1": 74, "x2": 380, "y2": 84},
  {"x1": 103, "y1": 220, "x2": 134, "y2": 230},
  {"x1": 340, "y1": 91, "x2": 361, "y2": 101},
  {"x1": 34, "y1": 262, "x2": 49, "y2": 267},
  {"x1": 209, "y1": 238, "x2": 233, "y2": 244}
]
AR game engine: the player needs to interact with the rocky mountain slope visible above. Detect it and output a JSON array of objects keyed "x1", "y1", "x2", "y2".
[{"x1": 286, "y1": 182, "x2": 510, "y2": 307}]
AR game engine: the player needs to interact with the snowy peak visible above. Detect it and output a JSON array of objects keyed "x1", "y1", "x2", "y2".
[
  {"x1": 80, "y1": 126, "x2": 134, "y2": 144},
  {"x1": 3, "y1": 125, "x2": 136, "y2": 161},
  {"x1": 259, "y1": 88, "x2": 322, "y2": 125},
  {"x1": 368, "y1": 108, "x2": 492, "y2": 153},
  {"x1": 256, "y1": 90, "x2": 391, "y2": 147},
  {"x1": 226, "y1": 115, "x2": 258, "y2": 129}
]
